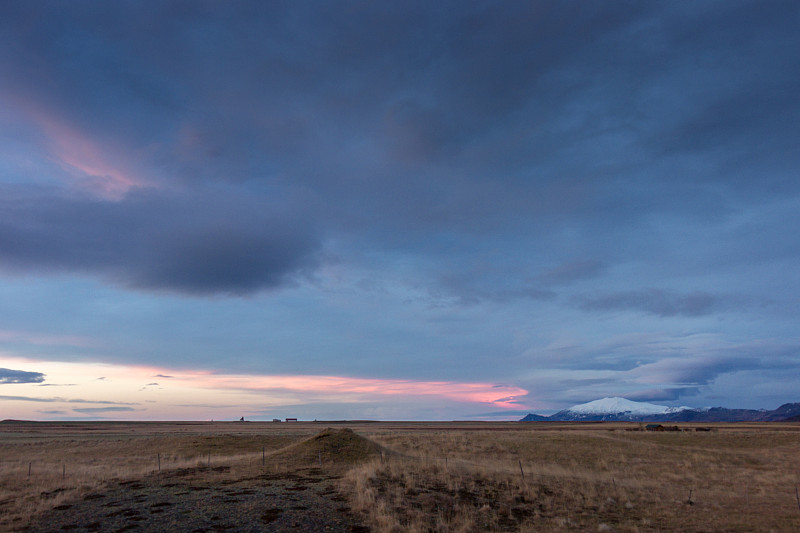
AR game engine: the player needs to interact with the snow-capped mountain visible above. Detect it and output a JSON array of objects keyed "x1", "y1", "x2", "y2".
[
  {"x1": 564, "y1": 397, "x2": 691, "y2": 416},
  {"x1": 519, "y1": 398, "x2": 800, "y2": 422},
  {"x1": 544, "y1": 397, "x2": 691, "y2": 421}
]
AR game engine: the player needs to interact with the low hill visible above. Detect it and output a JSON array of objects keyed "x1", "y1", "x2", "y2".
[{"x1": 269, "y1": 427, "x2": 385, "y2": 467}]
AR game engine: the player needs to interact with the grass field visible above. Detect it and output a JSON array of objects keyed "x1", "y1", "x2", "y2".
[{"x1": 1, "y1": 420, "x2": 799, "y2": 531}]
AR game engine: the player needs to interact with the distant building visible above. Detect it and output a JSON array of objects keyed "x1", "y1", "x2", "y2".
[
  {"x1": 272, "y1": 419, "x2": 281, "y2": 423},
  {"x1": 645, "y1": 424, "x2": 680, "y2": 431},
  {"x1": 285, "y1": 418, "x2": 298, "y2": 422}
]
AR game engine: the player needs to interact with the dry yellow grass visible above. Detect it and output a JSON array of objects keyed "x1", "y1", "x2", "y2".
[
  {"x1": 2, "y1": 420, "x2": 800, "y2": 532},
  {"x1": 344, "y1": 423, "x2": 800, "y2": 532},
  {"x1": 0, "y1": 421, "x2": 315, "y2": 530}
]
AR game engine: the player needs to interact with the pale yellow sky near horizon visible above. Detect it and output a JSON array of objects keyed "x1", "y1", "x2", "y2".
[{"x1": 0, "y1": 356, "x2": 529, "y2": 421}]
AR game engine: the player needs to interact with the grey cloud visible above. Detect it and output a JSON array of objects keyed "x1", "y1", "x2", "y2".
[
  {"x1": 72, "y1": 406, "x2": 136, "y2": 414},
  {"x1": 0, "y1": 395, "x2": 56, "y2": 403},
  {"x1": 628, "y1": 356, "x2": 762, "y2": 387},
  {"x1": 580, "y1": 289, "x2": 722, "y2": 317},
  {"x1": 558, "y1": 378, "x2": 618, "y2": 388},
  {"x1": 175, "y1": 404, "x2": 239, "y2": 410},
  {"x1": 625, "y1": 388, "x2": 700, "y2": 402},
  {"x1": 433, "y1": 271, "x2": 554, "y2": 307},
  {"x1": 66, "y1": 398, "x2": 138, "y2": 405},
  {"x1": 0, "y1": 186, "x2": 321, "y2": 296},
  {"x1": 0, "y1": 395, "x2": 137, "y2": 405},
  {"x1": 0, "y1": 368, "x2": 45, "y2": 384},
  {"x1": 523, "y1": 336, "x2": 800, "y2": 409},
  {"x1": 0, "y1": 0, "x2": 799, "y2": 415},
  {"x1": 539, "y1": 260, "x2": 604, "y2": 287},
  {"x1": 465, "y1": 410, "x2": 532, "y2": 418},
  {"x1": 649, "y1": 3, "x2": 800, "y2": 185},
  {"x1": 2, "y1": 1, "x2": 797, "y2": 252}
]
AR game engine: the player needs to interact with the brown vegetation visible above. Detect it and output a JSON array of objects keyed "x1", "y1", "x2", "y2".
[
  {"x1": 344, "y1": 423, "x2": 800, "y2": 531},
  {"x1": 2, "y1": 420, "x2": 800, "y2": 531}
]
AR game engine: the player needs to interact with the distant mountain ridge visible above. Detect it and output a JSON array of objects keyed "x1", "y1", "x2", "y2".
[{"x1": 520, "y1": 397, "x2": 800, "y2": 422}]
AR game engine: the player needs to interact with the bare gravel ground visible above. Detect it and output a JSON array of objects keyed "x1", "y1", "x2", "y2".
[{"x1": 19, "y1": 465, "x2": 369, "y2": 533}]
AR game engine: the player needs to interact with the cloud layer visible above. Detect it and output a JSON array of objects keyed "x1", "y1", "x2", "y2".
[
  {"x1": 0, "y1": 1, "x2": 799, "y2": 416},
  {"x1": 0, "y1": 368, "x2": 45, "y2": 385}
]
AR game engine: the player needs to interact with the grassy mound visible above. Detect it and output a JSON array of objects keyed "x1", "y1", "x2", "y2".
[{"x1": 270, "y1": 428, "x2": 383, "y2": 466}]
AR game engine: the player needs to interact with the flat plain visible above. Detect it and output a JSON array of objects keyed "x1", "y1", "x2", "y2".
[{"x1": 1, "y1": 420, "x2": 799, "y2": 532}]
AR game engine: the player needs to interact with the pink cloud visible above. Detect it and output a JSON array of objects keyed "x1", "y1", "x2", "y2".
[
  {"x1": 3, "y1": 91, "x2": 152, "y2": 198},
  {"x1": 172, "y1": 372, "x2": 529, "y2": 409}
]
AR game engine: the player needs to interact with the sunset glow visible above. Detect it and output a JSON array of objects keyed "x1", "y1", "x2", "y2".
[{"x1": 0, "y1": 357, "x2": 529, "y2": 421}]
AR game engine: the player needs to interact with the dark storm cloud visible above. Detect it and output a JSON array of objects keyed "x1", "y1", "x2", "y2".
[
  {"x1": 1, "y1": 0, "x2": 797, "y2": 260},
  {"x1": 0, "y1": 186, "x2": 321, "y2": 295},
  {"x1": 0, "y1": 368, "x2": 45, "y2": 384},
  {"x1": 647, "y1": 3, "x2": 800, "y2": 190}
]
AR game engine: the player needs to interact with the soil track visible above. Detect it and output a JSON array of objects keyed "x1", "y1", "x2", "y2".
[{"x1": 20, "y1": 465, "x2": 369, "y2": 532}]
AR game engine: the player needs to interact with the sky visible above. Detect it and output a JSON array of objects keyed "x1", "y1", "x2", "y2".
[{"x1": 1, "y1": 0, "x2": 799, "y2": 421}]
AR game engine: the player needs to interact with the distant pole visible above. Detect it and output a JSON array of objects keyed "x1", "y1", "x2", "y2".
[
  {"x1": 28, "y1": 462, "x2": 31, "y2": 478},
  {"x1": 62, "y1": 463, "x2": 65, "y2": 480},
  {"x1": 518, "y1": 460, "x2": 525, "y2": 483},
  {"x1": 318, "y1": 451, "x2": 322, "y2": 467},
  {"x1": 207, "y1": 452, "x2": 210, "y2": 468},
  {"x1": 262, "y1": 447, "x2": 265, "y2": 466},
  {"x1": 158, "y1": 453, "x2": 161, "y2": 472}
]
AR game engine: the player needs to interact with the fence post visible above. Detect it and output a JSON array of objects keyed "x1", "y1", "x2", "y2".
[{"x1": 795, "y1": 485, "x2": 800, "y2": 512}]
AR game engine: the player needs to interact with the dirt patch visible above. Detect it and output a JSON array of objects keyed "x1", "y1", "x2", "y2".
[{"x1": 19, "y1": 464, "x2": 366, "y2": 532}]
